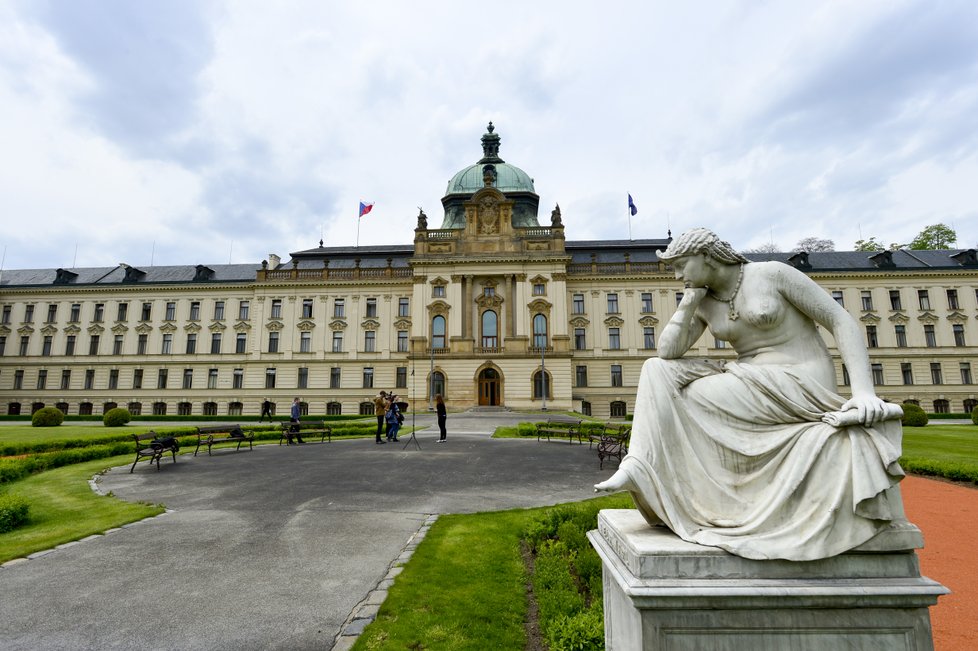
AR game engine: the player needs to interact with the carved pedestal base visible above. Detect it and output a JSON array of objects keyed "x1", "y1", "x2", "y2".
[{"x1": 588, "y1": 509, "x2": 948, "y2": 651}]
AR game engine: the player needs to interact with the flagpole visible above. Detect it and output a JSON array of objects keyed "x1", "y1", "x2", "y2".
[
  {"x1": 627, "y1": 193, "x2": 633, "y2": 241},
  {"x1": 356, "y1": 213, "x2": 360, "y2": 248}
]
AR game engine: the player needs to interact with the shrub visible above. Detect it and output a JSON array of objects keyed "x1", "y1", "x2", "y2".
[
  {"x1": 548, "y1": 605, "x2": 604, "y2": 651},
  {"x1": 103, "y1": 407, "x2": 132, "y2": 427},
  {"x1": 902, "y1": 403, "x2": 928, "y2": 427},
  {"x1": 0, "y1": 493, "x2": 30, "y2": 533},
  {"x1": 972, "y1": 406, "x2": 978, "y2": 426},
  {"x1": 31, "y1": 406, "x2": 65, "y2": 428}
]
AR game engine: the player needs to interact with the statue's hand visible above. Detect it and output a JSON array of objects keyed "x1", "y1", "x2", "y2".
[
  {"x1": 839, "y1": 395, "x2": 887, "y2": 427},
  {"x1": 679, "y1": 287, "x2": 709, "y2": 308}
]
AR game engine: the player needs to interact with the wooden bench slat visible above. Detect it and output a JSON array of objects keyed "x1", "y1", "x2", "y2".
[
  {"x1": 194, "y1": 425, "x2": 254, "y2": 456},
  {"x1": 279, "y1": 421, "x2": 332, "y2": 445}
]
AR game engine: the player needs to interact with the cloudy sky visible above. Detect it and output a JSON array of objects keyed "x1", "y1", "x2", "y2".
[{"x1": 1, "y1": 0, "x2": 976, "y2": 271}]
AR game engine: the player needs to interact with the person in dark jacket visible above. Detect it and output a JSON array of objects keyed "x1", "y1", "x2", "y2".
[
  {"x1": 286, "y1": 397, "x2": 304, "y2": 444},
  {"x1": 435, "y1": 394, "x2": 447, "y2": 442},
  {"x1": 260, "y1": 398, "x2": 273, "y2": 422}
]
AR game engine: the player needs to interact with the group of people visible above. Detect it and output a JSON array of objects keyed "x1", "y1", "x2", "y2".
[{"x1": 372, "y1": 391, "x2": 447, "y2": 444}]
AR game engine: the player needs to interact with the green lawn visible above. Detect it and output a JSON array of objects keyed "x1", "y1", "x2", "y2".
[{"x1": 900, "y1": 424, "x2": 978, "y2": 483}]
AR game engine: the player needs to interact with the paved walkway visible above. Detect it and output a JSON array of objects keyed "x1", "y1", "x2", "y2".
[{"x1": 0, "y1": 411, "x2": 614, "y2": 650}]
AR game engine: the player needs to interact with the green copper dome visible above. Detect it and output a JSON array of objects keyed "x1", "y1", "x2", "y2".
[{"x1": 440, "y1": 122, "x2": 541, "y2": 229}]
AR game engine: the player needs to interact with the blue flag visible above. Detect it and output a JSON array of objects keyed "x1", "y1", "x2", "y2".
[{"x1": 628, "y1": 194, "x2": 638, "y2": 216}]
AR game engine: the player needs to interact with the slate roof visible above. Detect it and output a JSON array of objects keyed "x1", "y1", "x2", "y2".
[{"x1": 0, "y1": 263, "x2": 260, "y2": 288}]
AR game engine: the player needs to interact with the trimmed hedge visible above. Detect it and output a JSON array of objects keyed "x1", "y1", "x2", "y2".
[
  {"x1": 103, "y1": 407, "x2": 132, "y2": 427},
  {"x1": 972, "y1": 406, "x2": 978, "y2": 426},
  {"x1": 0, "y1": 493, "x2": 30, "y2": 533},
  {"x1": 901, "y1": 457, "x2": 978, "y2": 485},
  {"x1": 31, "y1": 407, "x2": 65, "y2": 428},
  {"x1": 902, "y1": 403, "x2": 929, "y2": 427}
]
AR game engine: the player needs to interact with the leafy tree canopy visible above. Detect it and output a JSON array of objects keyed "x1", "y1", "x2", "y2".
[
  {"x1": 741, "y1": 242, "x2": 781, "y2": 254},
  {"x1": 854, "y1": 237, "x2": 885, "y2": 252},
  {"x1": 793, "y1": 237, "x2": 835, "y2": 252},
  {"x1": 908, "y1": 223, "x2": 957, "y2": 250}
]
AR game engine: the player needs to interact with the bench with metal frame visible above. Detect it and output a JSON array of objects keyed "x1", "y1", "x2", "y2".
[
  {"x1": 279, "y1": 420, "x2": 332, "y2": 445},
  {"x1": 194, "y1": 424, "x2": 254, "y2": 456},
  {"x1": 131, "y1": 431, "x2": 178, "y2": 473},
  {"x1": 535, "y1": 417, "x2": 584, "y2": 444}
]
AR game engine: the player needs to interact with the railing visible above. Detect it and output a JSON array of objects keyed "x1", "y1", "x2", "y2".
[
  {"x1": 425, "y1": 230, "x2": 458, "y2": 240},
  {"x1": 566, "y1": 261, "x2": 668, "y2": 276},
  {"x1": 425, "y1": 347, "x2": 452, "y2": 356},
  {"x1": 475, "y1": 347, "x2": 501, "y2": 355},
  {"x1": 261, "y1": 267, "x2": 412, "y2": 281},
  {"x1": 521, "y1": 227, "x2": 553, "y2": 238},
  {"x1": 529, "y1": 346, "x2": 554, "y2": 354}
]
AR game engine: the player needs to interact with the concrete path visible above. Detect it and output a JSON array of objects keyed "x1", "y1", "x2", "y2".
[{"x1": 0, "y1": 411, "x2": 615, "y2": 650}]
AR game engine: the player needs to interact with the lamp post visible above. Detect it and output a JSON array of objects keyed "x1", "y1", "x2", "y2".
[
  {"x1": 541, "y1": 338, "x2": 547, "y2": 412},
  {"x1": 429, "y1": 342, "x2": 435, "y2": 411}
]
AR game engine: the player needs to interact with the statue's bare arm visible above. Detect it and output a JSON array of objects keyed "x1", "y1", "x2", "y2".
[{"x1": 659, "y1": 288, "x2": 708, "y2": 359}]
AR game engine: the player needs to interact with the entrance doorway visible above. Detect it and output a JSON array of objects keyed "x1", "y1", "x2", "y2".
[{"x1": 477, "y1": 368, "x2": 500, "y2": 406}]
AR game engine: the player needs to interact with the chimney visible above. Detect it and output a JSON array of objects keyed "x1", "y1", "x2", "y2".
[{"x1": 268, "y1": 254, "x2": 281, "y2": 270}]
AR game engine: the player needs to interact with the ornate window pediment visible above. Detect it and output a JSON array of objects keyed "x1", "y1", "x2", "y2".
[
  {"x1": 393, "y1": 318, "x2": 412, "y2": 330},
  {"x1": 361, "y1": 318, "x2": 380, "y2": 331},
  {"x1": 41, "y1": 324, "x2": 59, "y2": 336},
  {"x1": 604, "y1": 316, "x2": 625, "y2": 328},
  {"x1": 134, "y1": 323, "x2": 153, "y2": 335},
  {"x1": 329, "y1": 319, "x2": 348, "y2": 331},
  {"x1": 208, "y1": 321, "x2": 227, "y2": 332},
  {"x1": 110, "y1": 324, "x2": 129, "y2": 335},
  {"x1": 476, "y1": 294, "x2": 504, "y2": 309},
  {"x1": 428, "y1": 300, "x2": 452, "y2": 317},
  {"x1": 86, "y1": 324, "x2": 105, "y2": 335},
  {"x1": 917, "y1": 312, "x2": 939, "y2": 324},
  {"x1": 887, "y1": 312, "x2": 909, "y2": 324},
  {"x1": 159, "y1": 322, "x2": 177, "y2": 334},
  {"x1": 569, "y1": 316, "x2": 590, "y2": 328},
  {"x1": 296, "y1": 320, "x2": 316, "y2": 331},
  {"x1": 184, "y1": 322, "x2": 203, "y2": 333},
  {"x1": 265, "y1": 321, "x2": 285, "y2": 332},
  {"x1": 946, "y1": 311, "x2": 968, "y2": 324},
  {"x1": 233, "y1": 321, "x2": 252, "y2": 333},
  {"x1": 17, "y1": 325, "x2": 35, "y2": 335},
  {"x1": 859, "y1": 313, "x2": 881, "y2": 324},
  {"x1": 528, "y1": 298, "x2": 552, "y2": 315},
  {"x1": 638, "y1": 315, "x2": 659, "y2": 326},
  {"x1": 0, "y1": 325, "x2": 10, "y2": 336}
]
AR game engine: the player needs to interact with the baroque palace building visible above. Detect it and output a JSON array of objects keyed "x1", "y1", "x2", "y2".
[{"x1": 2, "y1": 124, "x2": 978, "y2": 419}]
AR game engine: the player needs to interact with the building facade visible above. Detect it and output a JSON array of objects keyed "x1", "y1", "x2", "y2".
[{"x1": 2, "y1": 125, "x2": 977, "y2": 418}]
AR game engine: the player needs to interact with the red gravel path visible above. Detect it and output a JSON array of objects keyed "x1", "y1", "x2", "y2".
[{"x1": 902, "y1": 476, "x2": 977, "y2": 651}]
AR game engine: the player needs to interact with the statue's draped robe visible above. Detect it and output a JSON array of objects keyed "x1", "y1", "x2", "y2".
[{"x1": 621, "y1": 358, "x2": 905, "y2": 561}]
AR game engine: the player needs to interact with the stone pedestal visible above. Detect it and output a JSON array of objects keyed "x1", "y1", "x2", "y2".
[{"x1": 588, "y1": 510, "x2": 948, "y2": 651}]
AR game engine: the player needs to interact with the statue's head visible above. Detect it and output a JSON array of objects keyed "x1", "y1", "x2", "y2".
[{"x1": 660, "y1": 227, "x2": 749, "y2": 265}]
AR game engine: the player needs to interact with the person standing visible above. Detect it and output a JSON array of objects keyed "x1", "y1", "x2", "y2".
[
  {"x1": 286, "y1": 397, "x2": 305, "y2": 445},
  {"x1": 260, "y1": 398, "x2": 272, "y2": 423},
  {"x1": 435, "y1": 393, "x2": 447, "y2": 442},
  {"x1": 373, "y1": 391, "x2": 388, "y2": 444},
  {"x1": 385, "y1": 396, "x2": 402, "y2": 442}
]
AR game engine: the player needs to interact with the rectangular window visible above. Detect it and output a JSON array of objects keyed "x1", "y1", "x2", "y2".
[
  {"x1": 302, "y1": 299, "x2": 314, "y2": 319},
  {"x1": 398, "y1": 297, "x2": 409, "y2": 317},
  {"x1": 889, "y1": 290, "x2": 902, "y2": 311},
  {"x1": 533, "y1": 283, "x2": 546, "y2": 296},
  {"x1": 330, "y1": 367, "x2": 341, "y2": 389},
  {"x1": 132, "y1": 368, "x2": 143, "y2": 389},
  {"x1": 88, "y1": 335, "x2": 100, "y2": 356},
  {"x1": 265, "y1": 368, "x2": 276, "y2": 389},
  {"x1": 924, "y1": 325, "x2": 937, "y2": 347},
  {"x1": 232, "y1": 368, "x2": 243, "y2": 389},
  {"x1": 210, "y1": 333, "x2": 222, "y2": 354},
  {"x1": 363, "y1": 367, "x2": 374, "y2": 389},
  {"x1": 267, "y1": 331, "x2": 279, "y2": 353},
  {"x1": 333, "y1": 299, "x2": 345, "y2": 318},
  {"x1": 483, "y1": 286, "x2": 495, "y2": 297},
  {"x1": 366, "y1": 298, "x2": 377, "y2": 318},
  {"x1": 13, "y1": 369, "x2": 24, "y2": 389},
  {"x1": 238, "y1": 300, "x2": 250, "y2": 320},
  {"x1": 165, "y1": 302, "x2": 176, "y2": 320},
  {"x1": 61, "y1": 369, "x2": 71, "y2": 389},
  {"x1": 161, "y1": 334, "x2": 172, "y2": 354},
  {"x1": 918, "y1": 290, "x2": 931, "y2": 311},
  {"x1": 608, "y1": 328, "x2": 621, "y2": 350},
  {"x1": 37, "y1": 369, "x2": 48, "y2": 390},
  {"x1": 141, "y1": 302, "x2": 152, "y2": 321},
  {"x1": 364, "y1": 331, "x2": 376, "y2": 352},
  {"x1": 299, "y1": 331, "x2": 311, "y2": 353},
  {"x1": 675, "y1": 292, "x2": 683, "y2": 306},
  {"x1": 270, "y1": 299, "x2": 282, "y2": 319},
  {"x1": 82, "y1": 369, "x2": 94, "y2": 389},
  {"x1": 576, "y1": 365, "x2": 588, "y2": 387},
  {"x1": 235, "y1": 333, "x2": 247, "y2": 353},
  {"x1": 643, "y1": 327, "x2": 655, "y2": 349},
  {"x1": 208, "y1": 368, "x2": 218, "y2": 389},
  {"x1": 214, "y1": 301, "x2": 225, "y2": 320},
  {"x1": 866, "y1": 325, "x2": 878, "y2": 348},
  {"x1": 108, "y1": 369, "x2": 118, "y2": 390},
  {"x1": 92, "y1": 304, "x2": 104, "y2": 322},
  {"x1": 842, "y1": 364, "x2": 850, "y2": 386},
  {"x1": 396, "y1": 366, "x2": 408, "y2": 388},
  {"x1": 871, "y1": 363, "x2": 884, "y2": 385},
  {"x1": 831, "y1": 291, "x2": 845, "y2": 307},
  {"x1": 2, "y1": 305, "x2": 11, "y2": 324},
  {"x1": 861, "y1": 291, "x2": 874, "y2": 311},
  {"x1": 157, "y1": 369, "x2": 168, "y2": 389},
  {"x1": 715, "y1": 338, "x2": 726, "y2": 349},
  {"x1": 19, "y1": 335, "x2": 29, "y2": 356},
  {"x1": 24, "y1": 305, "x2": 34, "y2": 323},
  {"x1": 607, "y1": 293, "x2": 619, "y2": 313},
  {"x1": 930, "y1": 363, "x2": 943, "y2": 385},
  {"x1": 961, "y1": 362, "x2": 973, "y2": 385},
  {"x1": 113, "y1": 335, "x2": 123, "y2": 355},
  {"x1": 572, "y1": 294, "x2": 585, "y2": 314},
  {"x1": 397, "y1": 330, "x2": 408, "y2": 353},
  {"x1": 182, "y1": 369, "x2": 193, "y2": 389},
  {"x1": 611, "y1": 364, "x2": 623, "y2": 387},
  {"x1": 47, "y1": 304, "x2": 58, "y2": 323},
  {"x1": 953, "y1": 324, "x2": 966, "y2": 347},
  {"x1": 332, "y1": 331, "x2": 344, "y2": 353},
  {"x1": 117, "y1": 303, "x2": 128, "y2": 322},
  {"x1": 186, "y1": 333, "x2": 197, "y2": 354},
  {"x1": 901, "y1": 363, "x2": 914, "y2": 385},
  {"x1": 136, "y1": 334, "x2": 147, "y2": 355},
  {"x1": 574, "y1": 328, "x2": 586, "y2": 350},
  {"x1": 947, "y1": 289, "x2": 959, "y2": 310},
  {"x1": 0, "y1": 335, "x2": 5, "y2": 356},
  {"x1": 894, "y1": 325, "x2": 907, "y2": 348},
  {"x1": 189, "y1": 301, "x2": 200, "y2": 321},
  {"x1": 641, "y1": 292, "x2": 653, "y2": 313},
  {"x1": 433, "y1": 285, "x2": 445, "y2": 298},
  {"x1": 42, "y1": 336, "x2": 53, "y2": 356},
  {"x1": 297, "y1": 367, "x2": 309, "y2": 389}
]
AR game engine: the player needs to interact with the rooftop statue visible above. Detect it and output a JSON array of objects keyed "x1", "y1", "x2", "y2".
[{"x1": 595, "y1": 228, "x2": 909, "y2": 561}]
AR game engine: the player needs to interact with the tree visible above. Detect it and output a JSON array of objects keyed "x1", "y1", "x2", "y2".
[
  {"x1": 741, "y1": 242, "x2": 782, "y2": 254},
  {"x1": 793, "y1": 237, "x2": 835, "y2": 252},
  {"x1": 909, "y1": 224, "x2": 957, "y2": 250},
  {"x1": 853, "y1": 237, "x2": 885, "y2": 252}
]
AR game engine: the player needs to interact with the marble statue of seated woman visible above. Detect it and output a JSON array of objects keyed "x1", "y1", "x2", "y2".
[{"x1": 595, "y1": 228, "x2": 911, "y2": 561}]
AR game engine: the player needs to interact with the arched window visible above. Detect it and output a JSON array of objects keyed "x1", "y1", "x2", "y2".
[
  {"x1": 203, "y1": 402, "x2": 218, "y2": 416},
  {"x1": 103, "y1": 402, "x2": 118, "y2": 414},
  {"x1": 964, "y1": 398, "x2": 978, "y2": 414},
  {"x1": 581, "y1": 401, "x2": 592, "y2": 417},
  {"x1": 178, "y1": 402, "x2": 192, "y2": 416},
  {"x1": 482, "y1": 310, "x2": 498, "y2": 348},
  {"x1": 533, "y1": 314, "x2": 548, "y2": 349},
  {"x1": 79, "y1": 402, "x2": 94, "y2": 416},
  {"x1": 430, "y1": 371, "x2": 445, "y2": 399},
  {"x1": 432, "y1": 315, "x2": 446, "y2": 349},
  {"x1": 55, "y1": 402, "x2": 69, "y2": 414},
  {"x1": 228, "y1": 401, "x2": 243, "y2": 416},
  {"x1": 359, "y1": 402, "x2": 374, "y2": 416},
  {"x1": 152, "y1": 402, "x2": 167, "y2": 416},
  {"x1": 902, "y1": 399, "x2": 920, "y2": 407},
  {"x1": 7, "y1": 402, "x2": 21, "y2": 416},
  {"x1": 128, "y1": 402, "x2": 142, "y2": 416},
  {"x1": 610, "y1": 401, "x2": 627, "y2": 418},
  {"x1": 533, "y1": 370, "x2": 550, "y2": 399},
  {"x1": 31, "y1": 402, "x2": 45, "y2": 414},
  {"x1": 298, "y1": 401, "x2": 309, "y2": 416},
  {"x1": 933, "y1": 399, "x2": 950, "y2": 414},
  {"x1": 326, "y1": 401, "x2": 342, "y2": 415}
]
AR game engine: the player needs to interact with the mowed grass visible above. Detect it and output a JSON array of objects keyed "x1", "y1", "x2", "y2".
[
  {"x1": 0, "y1": 424, "x2": 190, "y2": 449},
  {"x1": 0, "y1": 454, "x2": 163, "y2": 563},
  {"x1": 901, "y1": 424, "x2": 978, "y2": 483}
]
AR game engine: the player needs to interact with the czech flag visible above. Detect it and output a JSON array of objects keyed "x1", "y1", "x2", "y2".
[
  {"x1": 628, "y1": 194, "x2": 638, "y2": 216},
  {"x1": 359, "y1": 201, "x2": 374, "y2": 218}
]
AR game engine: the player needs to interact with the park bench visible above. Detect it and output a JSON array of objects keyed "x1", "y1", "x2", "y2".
[
  {"x1": 130, "y1": 431, "x2": 178, "y2": 473},
  {"x1": 194, "y1": 424, "x2": 254, "y2": 456},
  {"x1": 591, "y1": 424, "x2": 631, "y2": 469},
  {"x1": 535, "y1": 417, "x2": 583, "y2": 444},
  {"x1": 279, "y1": 420, "x2": 332, "y2": 445}
]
